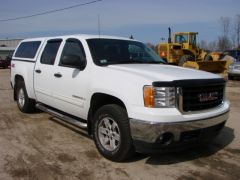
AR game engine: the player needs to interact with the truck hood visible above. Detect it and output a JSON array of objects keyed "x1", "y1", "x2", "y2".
[{"x1": 107, "y1": 64, "x2": 220, "y2": 82}]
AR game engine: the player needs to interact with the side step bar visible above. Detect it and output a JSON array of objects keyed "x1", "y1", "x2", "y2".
[{"x1": 36, "y1": 103, "x2": 87, "y2": 129}]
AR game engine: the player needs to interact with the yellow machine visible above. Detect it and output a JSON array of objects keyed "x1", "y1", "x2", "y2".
[{"x1": 155, "y1": 28, "x2": 227, "y2": 73}]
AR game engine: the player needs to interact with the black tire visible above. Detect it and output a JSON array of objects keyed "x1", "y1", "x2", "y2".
[
  {"x1": 204, "y1": 55, "x2": 213, "y2": 61},
  {"x1": 16, "y1": 80, "x2": 35, "y2": 113},
  {"x1": 93, "y1": 104, "x2": 134, "y2": 162},
  {"x1": 178, "y1": 55, "x2": 189, "y2": 66},
  {"x1": 228, "y1": 75, "x2": 233, "y2": 80}
]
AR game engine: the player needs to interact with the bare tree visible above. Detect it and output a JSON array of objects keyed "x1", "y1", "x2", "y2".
[
  {"x1": 218, "y1": 17, "x2": 231, "y2": 51},
  {"x1": 199, "y1": 40, "x2": 208, "y2": 50},
  {"x1": 208, "y1": 41, "x2": 217, "y2": 51},
  {"x1": 234, "y1": 14, "x2": 240, "y2": 48},
  {"x1": 220, "y1": 17, "x2": 231, "y2": 37},
  {"x1": 230, "y1": 31, "x2": 236, "y2": 48},
  {"x1": 218, "y1": 36, "x2": 231, "y2": 51}
]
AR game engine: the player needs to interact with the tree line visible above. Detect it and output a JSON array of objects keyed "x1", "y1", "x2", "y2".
[{"x1": 199, "y1": 14, "x2": 240, "y2": 51}]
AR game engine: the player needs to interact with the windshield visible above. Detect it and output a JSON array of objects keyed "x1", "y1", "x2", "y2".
[
  {"x1": 175, "y1": 34, "x2": 188, "y2": 44},
  {"x1": 87, "y1": 39, "x2": 165, "y2": 66}
]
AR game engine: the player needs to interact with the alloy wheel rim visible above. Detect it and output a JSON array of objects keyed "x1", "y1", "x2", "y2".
[
  {"x1": 98, "y1": 117, "x2": 121, "y2": 151},
  {"x1": 18, "y1": 88, "x2": 25, "y2": 108}
]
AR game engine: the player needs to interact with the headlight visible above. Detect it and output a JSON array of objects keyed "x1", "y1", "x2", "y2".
[{"x1": 143, "y1": 86, "x2": 176, "y2": 108}]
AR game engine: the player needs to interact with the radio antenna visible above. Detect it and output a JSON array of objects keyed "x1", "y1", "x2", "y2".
[{"x1": 98, "y1": 14, "x2": 101, "y2": 38}]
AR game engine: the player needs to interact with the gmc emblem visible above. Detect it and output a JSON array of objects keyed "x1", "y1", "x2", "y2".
[{"x1": 198, "y1": 92, "x2": 218, "y2": 102}]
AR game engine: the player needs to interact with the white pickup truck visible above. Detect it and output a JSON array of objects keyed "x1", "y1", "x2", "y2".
[{"x1": 11, "y1": 34, "x2": 230, "y2": 161}]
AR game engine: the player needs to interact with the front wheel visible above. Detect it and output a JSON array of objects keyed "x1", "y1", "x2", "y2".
[
  {"x1": 204, "y1": 55, "x2": 213, "y2": 61},
  {"x1": 93, "y1": 104, "x2": 134, "y2": 162},
  {"x1": 16, "y1": 81, "x2": 35, "y2": 113},
  {"x1": 178, "y1": 55, "x2": 193, "y2": 66}
]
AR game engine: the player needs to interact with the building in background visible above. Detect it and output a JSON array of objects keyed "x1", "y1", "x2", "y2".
[{"x1": 0, "y1": 39, "x2": 22, "y2": 59}]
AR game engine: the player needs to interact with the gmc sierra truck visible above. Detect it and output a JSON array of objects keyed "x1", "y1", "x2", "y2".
[{"x1": 10, "y1": 35, "x2": 230, "y2": 161}]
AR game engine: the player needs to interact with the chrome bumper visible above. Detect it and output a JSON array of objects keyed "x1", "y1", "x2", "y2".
[{"x1": 129, "y1": 111, "x2": 229, "y2": 143}]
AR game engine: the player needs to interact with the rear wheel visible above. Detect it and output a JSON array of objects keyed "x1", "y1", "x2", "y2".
[
  {"x1": 93, "y1": 104, "x2": 134, "y2": 162},
  {"x1": 16, "y1": 81, "x2": 35, "y2": 113}
]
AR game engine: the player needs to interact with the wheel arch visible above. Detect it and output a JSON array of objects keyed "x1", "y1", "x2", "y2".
[
  {"x1": 87, "y1": 93, "x2": 127, "y2": 135},
  {"x1": 14, "y1": 74, "x2": 25, "y2": 100}
]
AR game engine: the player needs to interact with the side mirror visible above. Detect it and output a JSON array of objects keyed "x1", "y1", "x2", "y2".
[{"x1": 61, "y1": 55, "x2": 86, "y2": 70}]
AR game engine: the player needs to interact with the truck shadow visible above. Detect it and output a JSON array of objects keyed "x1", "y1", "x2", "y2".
[
  {"x1": 48, "y1": 117, "x2": 91, "y2": 139},
  {"x1": 130, "y1": 126, "x2": 235, "y2": 165},
  {"x1": 45, "y1": 116, "x2": 235, "y2": 164}
]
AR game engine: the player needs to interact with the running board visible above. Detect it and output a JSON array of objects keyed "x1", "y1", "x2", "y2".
[{"x1": 36, "y1": 103, "x2": 87, "y2": 129}]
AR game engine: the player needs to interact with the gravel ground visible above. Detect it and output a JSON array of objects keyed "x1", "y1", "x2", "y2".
[{"x1": 0, "y1": 69, "x2": 239, "y2": 180}]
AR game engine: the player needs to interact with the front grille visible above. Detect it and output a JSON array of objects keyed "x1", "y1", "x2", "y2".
[
  {"x1": 152, "y1": 78, "x2": 225, "y2": 112},
  {"x1": 182, "y1": 84, "x2": 224, "y2": 112}
]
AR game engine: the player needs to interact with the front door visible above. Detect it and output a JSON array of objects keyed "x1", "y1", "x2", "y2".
[{"x1": 50, "y1": 38, "x2": 89, "y2": 119}]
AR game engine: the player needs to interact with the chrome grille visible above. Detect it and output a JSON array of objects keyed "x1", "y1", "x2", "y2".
[{"x1": 181, "y1": 84, "x2": 224, "y2": 112}]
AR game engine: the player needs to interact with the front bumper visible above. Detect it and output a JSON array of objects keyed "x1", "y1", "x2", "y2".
[
  {"x1": 228, "y1": 73, "x2": 240, "y2": 77},
  {"x1": 130, "y1": 111, "x2": 229, "y2": 153},
  {"x1": 228, "y1": 69, "x2": 240, "y2": 76}
]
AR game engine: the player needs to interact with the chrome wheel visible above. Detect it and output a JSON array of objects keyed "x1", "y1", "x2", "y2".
[
  {"x1": 18, "y1": 88, "x2": 25, "y2": 108},
  {"x1": 98, "y1": 117, "x2": 120, "y2": 151}
]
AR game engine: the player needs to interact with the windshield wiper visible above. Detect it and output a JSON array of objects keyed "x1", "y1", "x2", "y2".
[{"x1": 118, "y1": 60, "x2": 145, "y2": 64}]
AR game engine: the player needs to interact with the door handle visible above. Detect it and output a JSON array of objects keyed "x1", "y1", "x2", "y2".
[
  {"x1": 35, "y1": 69, "x2": 41, "y2": 73},
  {"x1": 54, "y1": 73, "x2": 62, "y2": 78}
]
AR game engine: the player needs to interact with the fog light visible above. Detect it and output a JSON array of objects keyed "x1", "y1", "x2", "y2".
[{"x1": 158, "y1": 132, "x2": 174, "y2": 145}]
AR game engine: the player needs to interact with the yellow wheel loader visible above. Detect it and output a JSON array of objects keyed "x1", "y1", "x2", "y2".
[{"x1": 155, "y1": 28, "x2": 229, "y2": 73}]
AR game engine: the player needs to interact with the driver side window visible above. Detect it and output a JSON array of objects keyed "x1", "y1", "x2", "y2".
[{"x1": 59, "y1": 38, "x2": 86, "y2": 67}]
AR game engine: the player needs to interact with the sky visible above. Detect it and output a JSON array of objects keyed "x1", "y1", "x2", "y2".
[{"x1": 0, "y1": 0, "x2": 239, "y2": 44}]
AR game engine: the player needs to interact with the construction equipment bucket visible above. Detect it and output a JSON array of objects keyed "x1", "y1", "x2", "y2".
[{"x1": 183, "y1": 60, "x2": 227, "y2": 73}]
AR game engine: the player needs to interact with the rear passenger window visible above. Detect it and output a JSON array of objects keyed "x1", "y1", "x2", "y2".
[
  {"x1": 15, "y1": 41, "x2": 41, "y2": 59},
  {"x1": 41, "y1": 39, "x2": 62, "y2": 65}
]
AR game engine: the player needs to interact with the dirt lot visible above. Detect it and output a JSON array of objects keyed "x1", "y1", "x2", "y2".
[{"x1": 0, "y1": 69, "x2": 239, "y2": 180}]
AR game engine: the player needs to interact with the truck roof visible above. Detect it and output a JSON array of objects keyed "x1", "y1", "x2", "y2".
[
  {"x1": 20, "y1": 34, "x2": 136, "y2": 42},
  {"x1": 13, "y1": 34, "x2": 140, "y2": 61}
]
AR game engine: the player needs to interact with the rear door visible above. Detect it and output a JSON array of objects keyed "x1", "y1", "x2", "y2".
[{"x1": 34, "y1": 39, "x2": 62, "y2": 107}]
